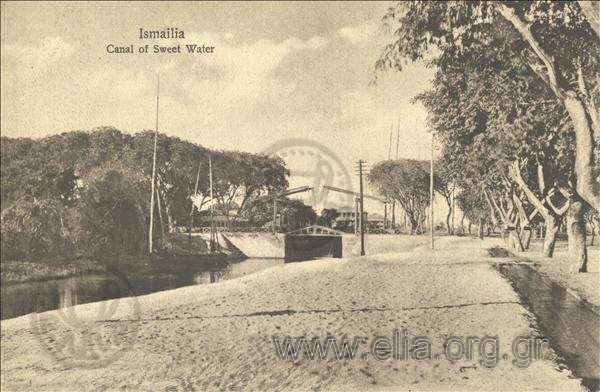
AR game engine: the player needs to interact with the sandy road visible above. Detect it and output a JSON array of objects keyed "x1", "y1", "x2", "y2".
[{"x1": 0, "y1": 237, "x2": 584, "y2": 391}]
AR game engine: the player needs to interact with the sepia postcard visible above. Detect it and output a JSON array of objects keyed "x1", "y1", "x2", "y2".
[{"x1": 1, "y1": 1, "x2": 599, "y2": 391}]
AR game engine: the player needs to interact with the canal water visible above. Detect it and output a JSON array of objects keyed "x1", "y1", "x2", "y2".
[
  {"x1": 496, "y1": 263, "x2": 600, "y2": 391},
  {"x1": 0, "y1": 258, "x2": 284, "y2": 320}
]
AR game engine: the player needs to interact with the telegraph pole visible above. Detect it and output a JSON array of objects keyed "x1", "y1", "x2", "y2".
[{"x1": 356, "y1": 160, "x2": 366, "y2": 256}]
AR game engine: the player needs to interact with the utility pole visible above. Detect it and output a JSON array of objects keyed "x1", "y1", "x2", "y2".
[
  {"x1": 149, "y1": 74, "x2": 159, "y2": 254},
  {"x1": 356, "y1": 160, "x2": 366, "y2": 256},
  {"x1": 355, "y1": 198, "x2": 359, "y2": 234},
  {"x1": 392, "y1": 121, "x2": 400, "y2": 229},
  {"x1": 451, "y1": 185, "x2": 455, "y2": 235},
  {"x1": 430, "y1": 133, "x2": 435, "y2": 250},
  {"x1": 386, "y1": 123, "x2": 393, "y2": 231}
]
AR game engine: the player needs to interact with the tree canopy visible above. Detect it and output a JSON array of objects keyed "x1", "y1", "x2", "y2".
[{"x1": 1, "y1": 128, "x2": 289, "y2": 258}]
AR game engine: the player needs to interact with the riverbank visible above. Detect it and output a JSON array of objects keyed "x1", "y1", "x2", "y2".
[
  {"x1": 0, "y1": 233, "x2": 246, "y2": 285},
  {"x1": 0, "y1": 258, "x2": 108, "y2": 285},
  {"x1": 1, "y1": 236, "x2": 585, "y2": 391},
  {"x1": 0, "y1": 253, "x2": 242, "y2": 286}
]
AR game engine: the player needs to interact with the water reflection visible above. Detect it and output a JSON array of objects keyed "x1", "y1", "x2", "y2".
[{"x1": 1, "y1": 258, "x2": 283, "y2": 320}]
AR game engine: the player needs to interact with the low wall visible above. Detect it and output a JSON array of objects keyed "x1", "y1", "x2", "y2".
[{"x1": 221, "y1": 233, "x2": 285, "y2": 258}]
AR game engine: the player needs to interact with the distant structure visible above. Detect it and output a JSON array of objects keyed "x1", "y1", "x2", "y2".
[
  {"x1": 368, "y1": 213, "x2": 386, "y2": 229},
  {"x1": 198, "y1": 213, "x2": 248, "y2": 229},
  {"x1": 336, "y1": 207, "x2": 368, "y2": 225}
]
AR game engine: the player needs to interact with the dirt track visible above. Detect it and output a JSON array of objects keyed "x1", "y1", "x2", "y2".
[{"x1": 0, "y1": 237, "x2": 585, "y2": 391}]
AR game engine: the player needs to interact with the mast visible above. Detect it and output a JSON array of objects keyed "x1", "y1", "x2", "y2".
[
  {"x1": 188, "y1": 161, "x2": 202, "y2": 253},
  {"x1": 149, "y1": 75, "x2": 159, "y2": 254},
  {"x1": 208, "y1": 154, "x2": 217, "y2": 252},
  {"x1": 388, "y1": 123, "x2": 393, "y2": 160}
]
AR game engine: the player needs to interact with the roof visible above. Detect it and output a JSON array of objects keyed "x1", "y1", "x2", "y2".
[{"x1": 286, "y1": 225, "x2": 344, "y2": 236}]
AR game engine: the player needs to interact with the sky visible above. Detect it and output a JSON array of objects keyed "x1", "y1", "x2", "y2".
[{"x1": 1, "y1": 1, "x2": 446, "y2": 219}]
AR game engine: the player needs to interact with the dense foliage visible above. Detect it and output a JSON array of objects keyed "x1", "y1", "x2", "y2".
[
  {"x1": 368, "y1": 159, "x2": 434, "y2": 234},
  {"x1": 1, "y1": 128, "x2": 288, "y2": 258},
  {"x1": 375, "y1": 1, "x2": 599, "y2": 272}
]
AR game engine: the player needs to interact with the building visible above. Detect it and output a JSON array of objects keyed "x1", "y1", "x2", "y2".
[
  {"x1": 368, "y1": 213, "x2": 386, "y2": 228},
  {"x1": 336, "y1": 206, "x2": 368, "y2": 223},
  {"x1": 198, "y1": 212, "x2": 248, "y2": 228}
]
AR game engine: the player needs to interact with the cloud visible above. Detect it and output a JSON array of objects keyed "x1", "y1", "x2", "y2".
[
  {"x1": 337, "y1": 21, "x2": 380, "y2": 45},
  {"x1": 338, "y1": 89, "x2": 375, "y2": 120},
  {"x1": 177, "y1": 32, "x2": 329, "y2": 101},
  {"x1": 3, "y1": 36, "x2": 73, "y2": 76}
]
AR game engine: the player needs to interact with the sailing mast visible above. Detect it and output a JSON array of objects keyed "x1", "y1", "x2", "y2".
[
  {"x1": 388, "y1": 123, "x2": 393, "y2": 160},
  {"x1": 188, "y1": 160, "x2": 202, "y2": 253},
  {"x1": 149, "y1": 75, "x2": 160, "y2": 254},
  {"x1": 208, "y1": 154, "x2": 217, "y2": 252}
]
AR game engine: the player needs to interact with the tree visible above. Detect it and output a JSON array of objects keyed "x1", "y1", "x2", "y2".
[
  {"x1": 434, "y1": 161, "x2": 457, "y2": 235},
  {"x1": 377, "y1": 1, "x2": 595, "y2": 270},
  {"x1": 455, "y1": 188, "x2": 491, "y2": 239},
  {"x1": 1, "y1": 128, "x2": 292, "y2": 258},
  {"x1": 368, "y1": 159, "x2": 431, "y2": 234},
  {"x1": 377, "y1": 1, "x2": 599, "y2": 210},
  {"x1": 282, "y1": 199, "x2": 317, "y2": 231},
  {"x1": 212, "y1": 152, "x2": 289, "y2": 226},
  {"x1": 0, "y1": 197, "x2": 70, "y2": 258},
  {"x1": 317, "y1": 208, "x2": 339, "y2": 228},
  {"x1": 75, "y1": 162, "x2": 150, "y2": 256}
]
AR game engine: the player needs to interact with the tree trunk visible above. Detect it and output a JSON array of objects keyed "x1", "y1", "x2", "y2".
[
  {"x1": 496, "y1": 3, "x2": 599, "y2": 211},
  {"x1": 563, "y1": 96, "x2": 600, "y2": 212},
  {"x1": 578, "y1": 0, "x2": 600, "y2": 39},
  {"x1": 410, "y1": 218, "x2": 418, "y2": 235},
  {"x1": 446, "y1": 208, "x2": 453, "y2": 235},
  {"x1": 478, "y1": 218, "x2": 484, "y2": 240},
  {"x1": 508, "y1": 230, "x2": 524, "y2": 252},
  {"x1": 566, "y1": 199, "x2": 588, "y2": 273},
  {"x1": 542, "y1": 215, "x2": 559, "y2": 258},
  {"x1": 520, "y1": 227, "x2": 532, "y2": 250},
  {"x1": 468, "y1": 222, "x2": 472, "y2": 235}
]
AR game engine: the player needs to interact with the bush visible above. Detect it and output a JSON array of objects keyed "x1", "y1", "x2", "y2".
[{"x1": 1, "y1": 197, "x2": 72, "y2": 259}]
